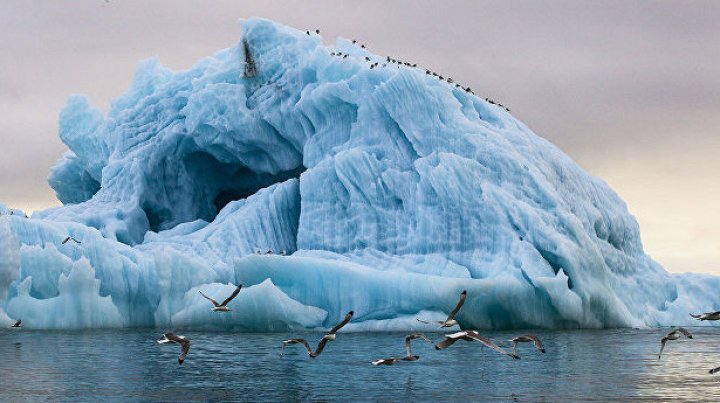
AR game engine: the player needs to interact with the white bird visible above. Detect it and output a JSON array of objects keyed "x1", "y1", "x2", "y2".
[
  {"x1": 198, "y1": 284, "x2": 242, "y2": 312},
  {"x1": 435, "y1": 330, "x2": 519, "y2": 359},
  {"x1": 62, "y1": 236, "x2": 81, "y2": 245},
  {"x1": 690, "y1": 311, "x2": 720, "y2": 321},
  {"x1": 509, "y1": 334, "x2": 546, "y2": 357},
  {"x1": 372, "y1": 333, "x2": 432, "y2": 365},
  {"x1": 158, "y1": 332, "x2": 190, "y2": 364},
  {"x1": 10, "y1": 319, "x2": 21, "y2": 328},
  {"x1": 417, "y1": 290, "x2": 466, "y2": 328},
  {"x1": 658, "y1": 327, "x2": 693, "y2": 359},
  {"x1": 281, "y1": 311, "x2": 354, "y2": 358}
]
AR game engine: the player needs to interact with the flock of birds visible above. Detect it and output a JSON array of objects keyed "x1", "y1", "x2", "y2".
[
  {"x1": 159, "y1": 288, "x2": 547, "y2": 366},
  {"x1": 659, "y1": 311, "x2": 720, "y2": 374},
  {"x1": 304, "y1": 29, "x2": 511, "y2": 112},
  {"x1": 5, "y1": 232, "x2": 720, "y2": 374}
]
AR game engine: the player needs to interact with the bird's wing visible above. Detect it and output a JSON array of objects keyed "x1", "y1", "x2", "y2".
[
  {"x1": 62, "y1": 237, "x2": 70, "y2": 244},
  {"x1": 178, "y1": 340, "x2": 190, "y2": 364},
  {"x1": 165, "y1": 332, "x2": 187, "y2": 343},
  {"x1": 329, "y1": 311, "x2": 354, "y2": 334},
  {"x1": 198, "y1": 291, "x2": 220, "y2": 307},
  {"x1": 658, "y1": 337, "x2": 668, "y2": 359},
  {"x1": 526, "y1": 334, "x2": 545, "y2": 352},
  {"x1": 435, "y1": 336, "x2": 459, "y2": 350},
  {"x1": 283, "y1": 338, "x2": 313, "y2": 355},
  {"x1": 409, "y1": 333, "x2": 432, "y2": 343},
  {"x1": 689, "y1": 313, "x2": 701, "y2": 319},
  {"x1": 372, "y1": 358, "x2": 398, "y2": 365},
  {"x1": 676, "y1": 327, "x2": 693, "y2": 338},
  {"x1": 220, "y1": 285, "x2": 242, "y2": 307},
  {"x1": 712, "y1": 311, "x2": 720, "y2": 316},
  {"x1": 466, "y1": 332, "x2": 518, "y2": 358},
  {"x1": 415, "y1": 318, "x2": 432, "y2": 325},
  {"x1": 710, "y1": 366, "x2": 720, "y2": 374},
  {"x1": 446, "y1": 290, "x2": 467, "y2": 321},
  {"x1": 405, "y1": 333, "x2": 431, "y2": 356},
  {"x1": 313, "y1": 336, "x2": 331, "y2": 356}
]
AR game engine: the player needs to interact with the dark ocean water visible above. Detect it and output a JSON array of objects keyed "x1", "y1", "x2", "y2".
[{"x1": 1, "y1": 328, "x2": 719, "y2": 402}]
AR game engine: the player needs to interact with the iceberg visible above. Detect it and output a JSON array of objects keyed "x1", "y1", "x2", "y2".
[{"x1": 1, "y1": 17, "x2": 717, "y2": 330}]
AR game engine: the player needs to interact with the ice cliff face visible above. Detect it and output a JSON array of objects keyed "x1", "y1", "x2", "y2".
[{"x1": 1, "y1": 18, "x2": 717, "y2": 330}]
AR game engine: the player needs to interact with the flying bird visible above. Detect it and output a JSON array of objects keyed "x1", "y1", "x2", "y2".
[
  {"x1": 509, "y1": 334, "x2": 545, "y2": 357},
  {"x1": 158, "y1": 332, "x2": 190, "y2": 364},
  {"x1": 435, "y1": 330, "x2": 519, "y2": 359},
  {"x1": 62, "y1": 236, "x2": 81, "y2": 245},
  {"x1": 10, "y1": 319, "x2": 21, "y2": 328},
  {"x1": 371, "y1": 333, "x2": 432, "y2": 365},
  {"x1": 282, "y1": 337, "x2": 332, "y2": 358},
  {"x1": 198, "y1": 284, "x2": 242, "y2": 312},
  {"x1": 281, "y1": 311, "x2": 354, "y2": 358},
  {"x1": 690, "y1": 311, "x2": 720, "y2": 321},
  {"x1": 658, "y1": 327, "x2": 693, "y2": 359},
  {"x1": 416, "y1": 290, "x2": 467, "y2": 328},
  {"x1": 402, "y1": 333, "x2": 432, "y2": 361},
  {"x1": 710, "y1": 366, "x2": 720, "y2": 375}
]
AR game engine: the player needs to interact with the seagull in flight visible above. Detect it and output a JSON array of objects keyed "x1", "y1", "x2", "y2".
[
  {"x1": 690, "y1": 311, "x2": 720, "y2": 321},
  {"x1": 10, "y1": 319, "x2": 21, "y2": 328},
  {"x1": 158, "y1": 332, "x2": 190, "y2": 364},
  {"x1": 417, "y1": 290, "x2": 467, "y2": 328},
  {"x1": 62, "y1": 236, "x2": 81, "y2": 245},
  {"x1": 372, "y1": 333, "x2": 432, "y2": 365},
  {"x1": 509, "y1": 334, "x2": 545, "y2": 357},
  {"x1": 435, "y1": 330, "x2": 519, "y2": 359},
  {"x1": 198, "y1": 284, "x2": 242, "y2": 312},
  {"x1": 658, "y1": 327, "x2": 693, "y2": 359},
  {"x1": 281, "y1": 311, "x2": 354, "y2": 358}
]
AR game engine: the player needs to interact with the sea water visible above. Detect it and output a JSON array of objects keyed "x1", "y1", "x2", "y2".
[{"x1": 1, "y1": 328, "x2": 719, "y2": 402}]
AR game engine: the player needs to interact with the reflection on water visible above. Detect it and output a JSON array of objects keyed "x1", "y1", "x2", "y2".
[{"x1": 1, "y1": 328, "x2": 719, "y2": 401}]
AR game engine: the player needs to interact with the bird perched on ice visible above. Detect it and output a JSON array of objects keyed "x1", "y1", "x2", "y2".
[
  {"x1": 158, "y1": 332, "x2": 190, "y2": 364},
  {"x1": 281, "y1": 311, "x2": 354, "y2": 358},
  {"x1": 371, "y1": 333, "x2": 432, "y2": 365},
  {"x1": 658, "y1": 327, "x2": 693, "y2": 359},
  {"x1": 435, "y1": 330, "x2": 519, "y2": 359},
  {"x1": 509, "y1": 334, "x2": 545, "y2": 357},
  {"x1": 198, "y1": 284, "x2": 242, "y2": 312},
  {"x1": 62, "y1": 236, "x2": 81, "y2": 245},
  {"x1": 10, "y1": 319, "x2": 21, "y2": 328},
  {"x1": 690, "y1": 311, "x2": 720, "y2": 321},
  {"x1": 416, "y1": 290, "x2": 467, "y2": 328}
]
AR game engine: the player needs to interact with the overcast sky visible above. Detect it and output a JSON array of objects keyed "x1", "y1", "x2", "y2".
[{"x1": 0, "y1": 1, "x2": 718, "y2": 274}]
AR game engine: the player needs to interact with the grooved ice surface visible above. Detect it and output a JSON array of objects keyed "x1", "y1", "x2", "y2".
[{"x1": 1, "y1": 18, "x2": 716, "y2": 329}]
